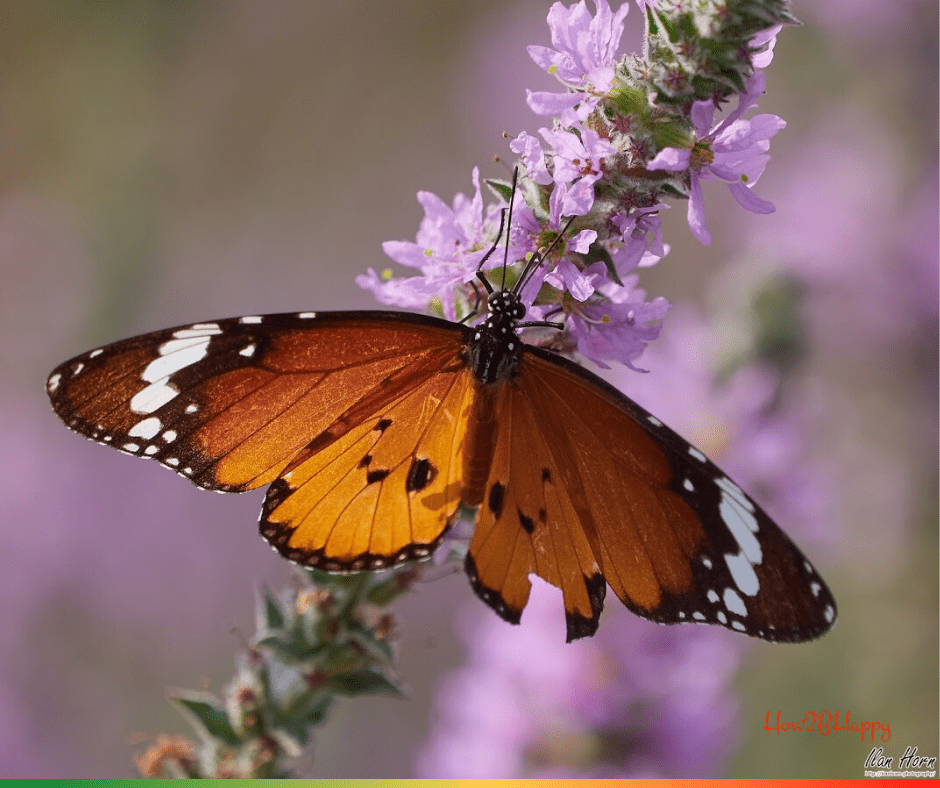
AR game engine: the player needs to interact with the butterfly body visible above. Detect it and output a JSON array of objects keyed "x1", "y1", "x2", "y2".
[{"x1": 47, "y1": 296, "x2": 837, "y2": 643}]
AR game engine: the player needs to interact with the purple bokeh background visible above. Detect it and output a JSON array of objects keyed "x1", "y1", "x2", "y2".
[{"x1": 1, "y1": 0, "x2": 936, "y2": 777}]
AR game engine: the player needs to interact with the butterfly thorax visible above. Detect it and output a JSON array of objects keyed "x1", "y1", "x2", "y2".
[{"x1": 467, "y1": 290, "x2": 526, "y2": 384}]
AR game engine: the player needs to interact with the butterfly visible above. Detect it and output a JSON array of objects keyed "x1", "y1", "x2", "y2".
[{"x1": 46, "y1": 189, "x2": 836, "y2": 644}]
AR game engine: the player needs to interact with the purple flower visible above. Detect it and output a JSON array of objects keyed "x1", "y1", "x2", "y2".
[
  {"x1": 565, "y1": 270, "x2": 670, "y2": 369},
  {"x1": 358, "y1": 168, "x2": 513, "y2": 320},
  {"x1": 750, "y1": 25, "x2": 781, "y2": 69},
  {"x1": 513, "y1": 126, "x2": 616, "y2": 217},
  {"x1": 509, "y1": 132, "x2": 553, "y2": 185},
  {"x1": 647, "y1": 73, "x2": 783, "y2": 244},
  {"x1": 610, "y1": 205, "x2": 667, "y2": 275},
  {"x1": 544, "y1": 257, "x2": 595, "y2": 300},
  {"x1": 526, "y1": 0, "x2": 630, "y2": 124}
]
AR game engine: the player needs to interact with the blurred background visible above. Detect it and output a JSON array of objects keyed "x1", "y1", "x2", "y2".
[{"x1": 1, "y1": 0, "x2": 936, "y2": 777}]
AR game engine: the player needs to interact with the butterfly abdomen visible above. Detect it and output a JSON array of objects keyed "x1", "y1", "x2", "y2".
[
  {"x1": 460, "y1": 379, "x2": 502, "y2": 507},
  {"x1": 461, "y1": 291, "x2": 527, "y2": 505}
]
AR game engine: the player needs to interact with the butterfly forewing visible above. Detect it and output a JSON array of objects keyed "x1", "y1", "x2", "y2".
[{"x1": 47, "y1": 311, "x2": 478, "y2": 570}]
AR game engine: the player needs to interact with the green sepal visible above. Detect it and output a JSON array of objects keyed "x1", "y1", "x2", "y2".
[
  {"x1": 274, "y1": 694, "x2": 334, "y2": 748},
  {"x1": 256, "y1": 584, "x2": 286, "y2": 631},
  {"x1": 326, "y1": 669, "x2": 404, "y2": 698},
  {"x1": 171, "y1": 691, "x2": 241, "y2": 746},
  {"x1": 484, "y1": 177, "x2": 514, "y2": 203},
  {"x1": 346, "y1": 620, "x2": 395, "y2": 664},
  {"x1": 256, "y1": 632, "x2": 321, "y2": 663}
]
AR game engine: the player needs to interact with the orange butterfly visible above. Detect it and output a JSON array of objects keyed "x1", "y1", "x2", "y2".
[
  {"x1": 47, "y1": 297, "x2": 836, "y2": 643},
  {"x1": 46, "y1": 184, "x2": 836, "y2": 644}
]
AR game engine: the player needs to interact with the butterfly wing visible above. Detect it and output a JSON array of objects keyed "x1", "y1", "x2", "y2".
[
  {"x1": 47, "y1": 311, "x2": 475, "y2": 569},
  {"x1": 466, "y1": 345, "x2": 837, "y2": 643},
  {"x1": 464, "y1": 380, "x2": 608, "y2": 638}
]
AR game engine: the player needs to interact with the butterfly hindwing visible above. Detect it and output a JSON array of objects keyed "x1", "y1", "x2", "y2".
[
  {"x1": 260, "y1": 353, "x2": 476, "y2": 570},
  {"x1": 465, "y1": 380, "x2": 608, "y2": 641}
]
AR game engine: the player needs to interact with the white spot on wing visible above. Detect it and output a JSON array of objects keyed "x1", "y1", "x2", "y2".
[
  {"x1": 717, "y1": 475, "x2": 756, "y2": 513},
  {"x1": 692, "y1": 611, "x2": 706, "y2": 621},
  {"x1": 648, "y1": 415, "x2": 662, "y2": 427},
  {"x1": 688, "y1": 446, "x2": 706, "y2": 462},
  {"x1": 723, "y1": 587, "x2": 747, "y2": 617},
  {"x1": 707, "y1": 589, "x2": 719, "y2": 603},
  {"x1": 724, "y1": 551, "x2": 760, "y2": 597},
  {"x1": 72, "y1": 362, "x2": 84, "y2": 376},
  {"x1": 719, "y1": 488, "x2": 761, "y2": 564},
  {"x1": 162, "y1": 430, "x2": 177, "y2": 442},
  {"x1": 129, "y1": 417, "x2": 162, "y2": 440},
  {"x1": 174, "y1": 323, "x2": 222, "y2": 338},
  {"x1": 48, "y1": 373, "x2": 62, "y2": 392},
  {"x1": 239, "y1": 343, "x2": 257, "y2": 357},
  {"x1": 185, "y1": 403, "x2": 198, "y2": 414},
  {"x1": 122, "y1": 442, "x2": 140, "y2": 453},
  {"x1": 130, "y1": 381, "x2": 179, "y2": 415},
  {"x1": 239, "y1": 316, "x2": 263, "y2": 324},
  {"x1": 683, "y1": 478, "x2": 694, "y2": 492},
  {"x1": 147, "y1": 337, "x2": 211, "y2": 381},
  {"x1": 297, "y1": 312, "x2": 316, "y2": 319},
  {"x1": 144, "y1": 445, "x2": 159, "y2": 456},
  {"x1": 89, "y1": 348, "x2": 104, "y2": 358},
  {"x1": 129, "y1": 327, "x2": 221, "y2": 414},
  {"x1": 732, "y1": 620, "x2": 746, "y2": 632},
  {"x1": 824, "y1": 605, "x2": 835, "y2": 623}
]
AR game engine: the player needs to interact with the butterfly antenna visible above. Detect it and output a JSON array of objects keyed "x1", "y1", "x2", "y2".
[
  {"x1": 474, "y1": 168, "x2": 519, "y2": 297},
  {"x1": 500, "y1": 167, "x2": 519, "y2": 293}
]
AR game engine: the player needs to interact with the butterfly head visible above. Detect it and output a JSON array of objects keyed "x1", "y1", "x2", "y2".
[{"x1": 486, "y1": 289, "x2": 526, "y2": 324}]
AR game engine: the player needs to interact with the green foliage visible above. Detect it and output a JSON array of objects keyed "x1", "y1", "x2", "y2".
[{"x1": 136, "y1": 564, "x2": 419, "y2": 778}]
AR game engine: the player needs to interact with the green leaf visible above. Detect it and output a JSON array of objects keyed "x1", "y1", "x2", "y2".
[
  {"x1": 346, "y1": 622, "x2": 394, "y2": 664},
  {"x1": 320, "y1": 642, "x2": 366, "y2": 674},
  {"x1": 257, "y1": 585, "x2": 286, "y2": 631},
  {"x1": 326, "y1": 669, "x2": 404, "y2": 698},
  {"x1": 171, "y1": 691, "x2": 241, "y2": 747},
  {"x1": 484, "y1": 177, "x2": 513, "y2": 203},
  {"x1": 300, "y1": 693, "x2": 334, "y2": 726},
  {"x1": 256, "y1": 633, "x2": 320, "y2": 663},
  {"x1": 271, "y1": 696, "x2": 333, "y2": 751}
]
